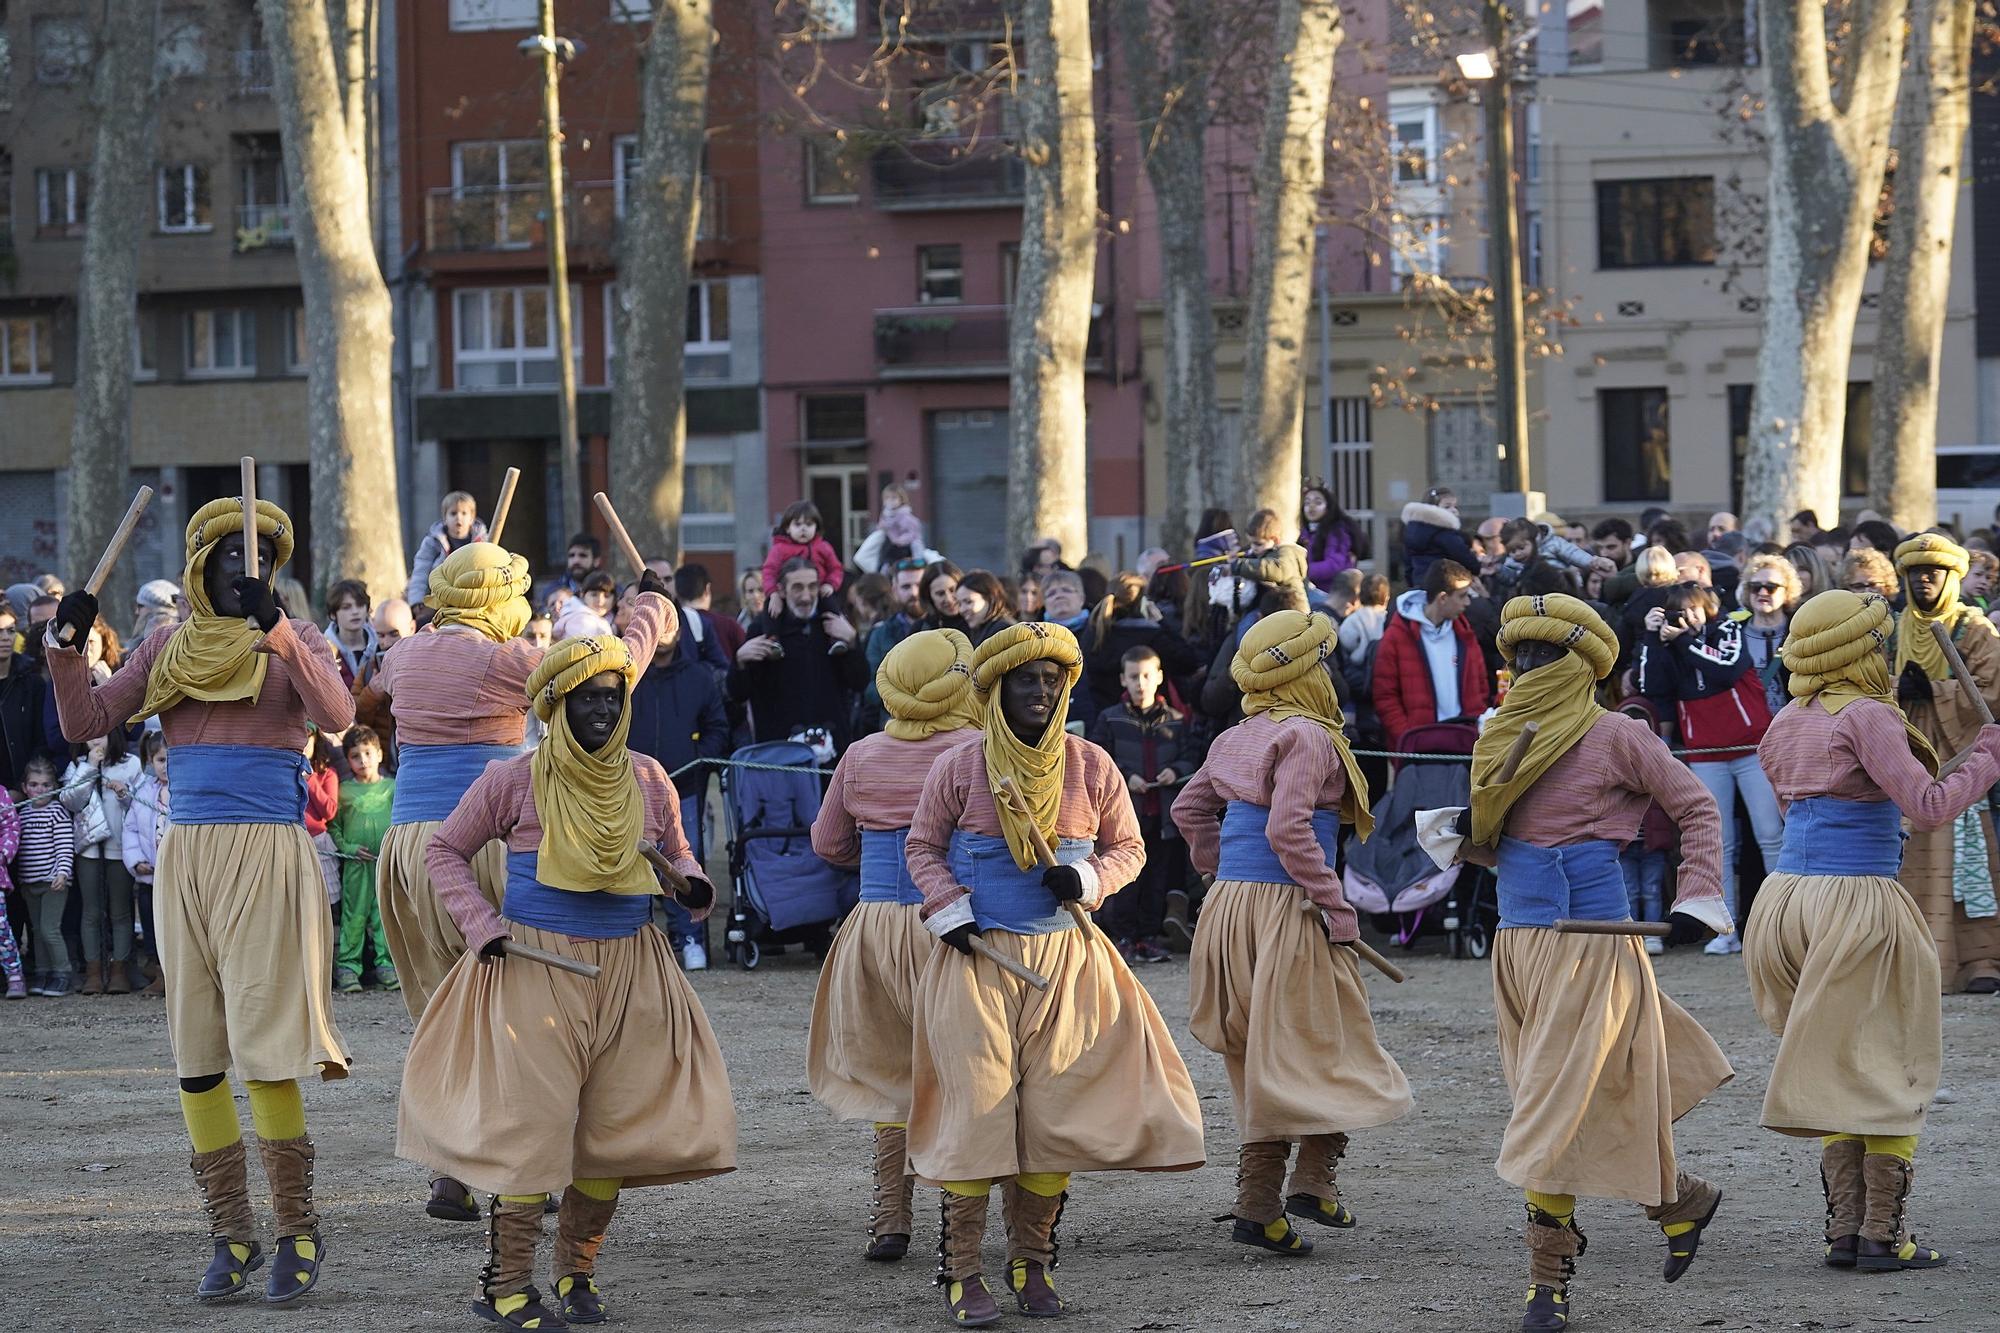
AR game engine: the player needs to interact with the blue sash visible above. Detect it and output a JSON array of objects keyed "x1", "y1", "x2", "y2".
[
  {"x1": 1215, "y1": 800, "x2": 1340, "y2": 885},
  {"x1": 167, "y1": 745, "x2": 308, "y2": 825},
  {"x1": 392, "y1": 743, "x2": 519, "y2": 825},
  {"x1": 947, "y1": 831, "x2": 1093, "y2": 935},
  {"x1": 859, "y1": 827, "x2": 924, "y2": 905},
  {"x1": 1775, "y1": 796, "x2": 1905, "y2": 877},
  {"x1": 502, "y1": 850, "x2": 652, "y2": 939},
  {"x1": 1496, "y1": 837, "x2": 1631, "y2": 929}
]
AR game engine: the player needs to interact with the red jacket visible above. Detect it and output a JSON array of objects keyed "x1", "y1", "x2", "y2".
[
  {"x1": 1371, "y1": 600, "x2": 1491, "y2": 746},
  {"x1": 305, "y1": 766, "x2": 339, "y2": 837}
]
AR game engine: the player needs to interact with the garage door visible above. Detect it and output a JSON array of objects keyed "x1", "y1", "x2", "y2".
[{"x1": 929, "y1": 408, "x2": 1011, "y2": 574}]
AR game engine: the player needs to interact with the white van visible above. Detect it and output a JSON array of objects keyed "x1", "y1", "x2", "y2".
[{"x1": 1935, "y1": 445, "x2": 2000, "y2": 536}]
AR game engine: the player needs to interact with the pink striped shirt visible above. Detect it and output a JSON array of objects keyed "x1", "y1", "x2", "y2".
[
  {"x1": 48, "y1": 617, "x2": 355, "y2": 749},
  {"x1": 1759, "y1": 697, "x2": 2000, "y2": 833},
  {"x1": 905, "y1": 735, "x2": 1144, "y2": 920},
  {"x1": 811, "y1": 727, "x2": 980, "y2": 866},
  {"x1": 426, "y1": 750, "x2": 706, "y2": 956},
  {"x1": 1173, "y1": 714, "x2": 1350, "y2": 917}
]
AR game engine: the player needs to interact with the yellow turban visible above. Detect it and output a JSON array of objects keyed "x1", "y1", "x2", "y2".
[
  {"x1": 878, "y1": 629, "x2": 982, "y2": 741},
  {"x1": 1232, "y1": 611, "x2": 1372, "y2": 838},
  {"x1": 428, "y1": 543, "x2": 533, "y2": 642},
  {"x1": 1893, "y1": 534, "x2": 1972, "y2": 681},
  {"x1": 1785, "y1": 590, "x2": 1936, "y2": 773},
  {"x1": 1470, "y1": 595, "x2": 1614, "y2": 847},
  {"x1": 972, "y1": 621, "x2": 1083, "y2": 870},
  {"x1": 524, "y1": 635, "x2": 651, "y2": 895},
  {"x1": 133, "y1": 498, "x2": 297, "y2": 723}
]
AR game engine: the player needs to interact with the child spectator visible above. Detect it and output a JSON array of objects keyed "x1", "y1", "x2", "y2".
[
  {"x1": 15, "y1": 756, "x2": 75, "y2": 996},
  {"x1": 0, "y1": 785, "x2": 21, "y2": 998},
  {"x1": 323, "y1": 579, "x2": 382, "y2": 688},
  {"x1": 1338, "y1": 574, "x2": 1391, "y2": 668},
  {"x1": 123, "y1": 732, "x2": 169, "y2": 996},
  {"x1": 1086, "y1": 646, "x2": 1206, "y2": 965},
  {"x1": 1965, "y1": 549, "x2": 1998, "y2": 610},
  {"x1": 852, "y1": 484, "x2": 944, "y2": 575},
  {"x1": 523, "y1": 612, "x2": 553, "y2": 651},
  {"x1": 61, "y1": 730, "x2": 140, "y2": 994},
  {"x1": 760, "y1": 500, "x2": 845, "y2": 597},
  {"x1": 1494, "y1": 517, "x2": 1611, "y2": 595},
  {"x1": 330, "y1": 726, "x2": 397, "y2": 993},
  {"x1": 554, "y1": 570, "x2": 618, "y2": 641},
  {"x1": 305, "y1": 730, "x2": 342, "y2": 918},
  {"x1": 405, "y1": 490, "x2": 489, "y2": 605}
]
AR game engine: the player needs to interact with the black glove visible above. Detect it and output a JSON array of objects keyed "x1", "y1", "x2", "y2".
[
  {"x1": 939, "y1": 922, "x2": 980, "y2": 956},
  {"x1": 1898, "y1": 664, "x2": 1933, "y2": 704},
  {"x1": 677, "y1": 875, "x2": 716, "y2": 911},
  {"x1": 1043, "y1": 864, "x2": 1085, "y2": 903},
  {"x1": 637, "y1": 568, "x2": 672, "y2": 600},
  {"x1": 478, "y1": 936, "x2": 510, "y2": 961},
  {"x1": 1453, "y1": 808, "x2": 1473, "y2": 839},
  {"x1": 232, "y1": 577, "x2": 281, "y2": 632},
  {"x1": 51, "y1": 590, "x2": 99, "y2": 649}
]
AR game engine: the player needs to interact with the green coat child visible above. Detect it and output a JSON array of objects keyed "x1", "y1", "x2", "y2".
[{"x1": 330, "y1": 726, "x2": 397, "y2": 992}]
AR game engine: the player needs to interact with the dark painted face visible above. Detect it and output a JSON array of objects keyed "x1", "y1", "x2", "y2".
[
  {"x1": 563, "y1": 670, "x2": 626, "y2": 751},
  {"x1": 1511, "y1": 640, "x2": 1570, "y2": 678},
  {"x1": 1001, "y1": 660, "x2": 1066, "y2": 743},
  {"x1": 1907, "y1": 565, "x2": 1949, "y2": 612},
  {"x1": 204, "y1": 532, "x2": 278, "y2": 617}
]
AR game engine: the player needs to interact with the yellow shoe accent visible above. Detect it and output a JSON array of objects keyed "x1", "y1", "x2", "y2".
[
  {"x1": 179, "y1": 1084, "x2": 241, "y2": 1154},
  {"x1": 244, "y1": 1079, "x2": 305, "y2": 1142},
  {"x1": 1008, "y1": 1257, "x2": 1059, "y2": 1295},
  {"x1": 1662, "y1": 1220, "x2": 1697, "y2": 1237},
  {"x1": 292, "y1": 1238, "x2": 317, "y2": 1263}
]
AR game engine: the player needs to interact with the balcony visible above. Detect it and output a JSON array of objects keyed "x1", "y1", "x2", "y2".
[
  {"x1": 874, "y1": 304, "x2": 1106, "y2": 379},
  {"x1": 870, "y1": 139, "x2": 1023, "y2": 210},
  {"x1": 425, "y1": 179, "x2": 723, "y2": 256},
  {"x1": 869, "y1": 0, "x2": 1008, "y2": 39},
  {"x1": 235, "y1": 203, "x2": 293, "y2": 250},
  {"x1": 233, "y1": 49, "x2": 274, "y2": 96}
]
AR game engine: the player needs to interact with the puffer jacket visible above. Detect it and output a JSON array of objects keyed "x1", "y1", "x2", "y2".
[
  {"x1": 1372, "y1": 590, "x2": 1492, "y2": 745},
  {"x1": 1400, "y1": 502, "x2": 1479, "y2": 586}
]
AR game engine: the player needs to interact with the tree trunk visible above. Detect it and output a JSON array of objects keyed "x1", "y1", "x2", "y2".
[
  {"x1": 64, "y1": 1, "x2": 161, "y2": 635},
  {"x1": 609, "y1": 0, "x2": 713, "y2": 564},
  {"x1": 261, "y1": 0, "x2": 406, "y2": 601},
  {"x1": 1005, "y1": 0, "x2": 1097, "y2": 564},
  {"x1": 1238, "y1": 0, "x2": 1341, "y2": 522},
  {"x1": 1112, "y1": 0, "x2": 1219, "y2": 558},
  {"x1": 1744, "y1": 0, "x2": 1904, "y2": 533},
  {"x1": 1869, "y1": 0, "x2": 1972, "y2": 532}
]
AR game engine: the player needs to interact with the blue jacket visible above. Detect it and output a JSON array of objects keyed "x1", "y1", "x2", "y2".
[
  {"x1": 1400, "y1": 501, "x2": 1478, "y2": 587},
  {"x1": 628, "y1": 636, "x2": 731, "y2": 784}
]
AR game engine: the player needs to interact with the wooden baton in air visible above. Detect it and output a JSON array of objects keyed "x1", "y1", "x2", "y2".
[
  {"x1": 56, "y1": 485, "x2": 154, "y2": 647},
  {"x1": 487, "y1": 466, "x2": 521, "y2": 547},
  {"x1": 592, "y1": 490, "x2": 649, "y2": 581}
]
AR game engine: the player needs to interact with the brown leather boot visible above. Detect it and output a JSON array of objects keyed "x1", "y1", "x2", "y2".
[
  {"x1": 1644, "y1": 1170, "x2": 1722, "y2": 1283},
  {"x1": 553, "y1": 1185, "x2": 617, "y2": 1324},
  {"x1": 1521, "y1": 1202, "x2": 1585, "y2": 1332},
  {"x1": 936, "y1": 1188, "x2": 1000, "y2": 1327},
  {"x1": 1286, "y1": 1132, "x2": 1356, "y2": 1228},
  {"x1": 1820, "y1": 1138, "x2": 1865, "y2": 1268},
  {"x1": 80, "y1": 961, "x2": 104, "y2": 995},
  {"x1": 1858, "y1": 1154, "x2": 1947, "y2": 1270},
  {"x1": 866, "y1": 1124, "x2": 916, "y2": 1261},
  {"x1": 1004, "y1": 1182, "x2": 1066, "y2": 1318},
  {"x1": 476, "y1": 1195, "x2": 561, "y2": 1327},
  {"x1": 105, "y1": 963, "x2": 132, "y2": 995},
  {"x1": 1227, "y1": 1140, "x2": 1311, "y2": 1254},
  {"x1": 192, "y1": 1140, "x2": 264, "y2": 1301},
  {"x1": 257, "y1": 1135, "x2": 323, "y2": 1304}
]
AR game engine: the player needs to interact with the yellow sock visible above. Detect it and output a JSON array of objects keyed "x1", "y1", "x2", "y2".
[
  {"x1": 179, "y1": 1083, "x2": 241, "y2": 1155},
  {"x1": 499, "y1": 1193, "x2": 550, "y2": 1205},
  {"x1": 1864, "y1": 1134, "x2": 1918, "y2": 1162},
  {"x1": 941, "y1": 1178, "x2": 991, "y2": 1198},
  {"x1": 1262, "y1": 1218, "x2": 1292, "y2": 1241},
  {"x1": 873, "y1": 1121, "x2": 907, "y2": 1131},
  {"x1": 244, "y1": 1079, "x2": 305, "y2": 1141},
  {"x1": 1822, "y1": 1132, "x2": 1864, "y2": 1147},
  {"x1": 1525, "y1": 1189, "x2": 1575, "y2": 1223},
  {"x1": 1014, "y1": 1171, "x2": 1070, "y2": 1197},
  {"x1": 571, "y1": 1176, "x2": 621, "y2": 1201}
]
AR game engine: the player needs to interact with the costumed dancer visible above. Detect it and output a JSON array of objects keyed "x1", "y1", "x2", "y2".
[
  {"x1": 1887, "y1": 534, "x2": 2000, "y2": 992},
  {"x1": 367, "y1": 542, "x2": 672, "y2": 1221},
  {"x1": 1459, "y1": 594, "x2": 1735, "y2": 1333},
  {"x1": 45, "y1": 500, "x2": 353, "y2": 1303},
  {"x1": 397, "y1": 635, "x2": 736, "y2": 1328},
  {"x1": 1747, "y1": 590, "x2": 2000, "y2": 1271},
  {"x1": 1172, "y1": 611, "x2": 1411, "y2": 1257},
  {"x1": 905, "y1": 622, "x2": 1204, "y2": 1326},
  {"x1": 808, "y1": 629, "x2": 984, "y2": 1263}
]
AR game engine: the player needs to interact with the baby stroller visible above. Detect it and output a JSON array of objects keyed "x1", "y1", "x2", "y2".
[
  {"x1": 1344, "y1": 721, "x2": 1499, "y2": 959},
  {"x1": 719, "y1": 740, "x2": 855, "y2": 970}
]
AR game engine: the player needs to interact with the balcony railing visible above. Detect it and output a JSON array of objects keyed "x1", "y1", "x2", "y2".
[
  {"x1": 233, "y1": 49, "x2": 274, "y2": 96},
  {"x1": 235, "y1": 203, "x2": 294, "y2": 249},
  {"x1": 874, "y1": 304, "x2": 1105, "y2": 378},
  {"x1": 426, "y1": 179, "x2": 723, "y2": 255},
  {"x1": 870, "y1": 138, "x2": 1024, "y2": 210}
]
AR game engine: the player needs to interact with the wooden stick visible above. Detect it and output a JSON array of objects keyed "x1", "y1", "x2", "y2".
[
  {"x1": 636, "y1": 840, "x2": 692, "y2": 900},
  {"x1": 1555, "y1": 918, "x2": 1672, "y2": 937},
  {"x1": 1491, "y1": 721, "x2": 1541, "y2": 786},
  {"x1": 968, "y1": 936, "x2": 1053, "y2": 991},
  {"x1": 592, "y1": 490, "x2": 648, "y2": 580},
  {"x1": 501, "y1": 939, "x2": 600, "y2": 978},
  {"x1": 239, "y1": 457, "x2": 260, "y2": 580},
  {"x1": 1931, "y1": 620, "x2": 1996, "y2": 725},
  {"x1": 1343, "y1": 938, "x2": 1407, "y2": 984},
  {"x1": 57, "y1": 485, "x2": 154, "y2": 647},
  {"x1": 994, "y1": 776, "x2": 1099, "y2": 934},
  {"x1": 487, "y1": 466, "x2": 521, "y2": 547}
]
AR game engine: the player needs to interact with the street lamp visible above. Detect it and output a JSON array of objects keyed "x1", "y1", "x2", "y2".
[{"x1": 525, "y1": 3, "x2": 584, "y2": 547}]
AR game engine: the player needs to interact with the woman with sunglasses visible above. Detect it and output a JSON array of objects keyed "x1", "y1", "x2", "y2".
[{"x1": 1740, "y1": 554, "x2": 1802, "y2": 714}]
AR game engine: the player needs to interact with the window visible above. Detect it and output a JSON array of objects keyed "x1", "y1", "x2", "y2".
[
  {"x1": 687, "y1": 280, "x2": 730, "y2": 351},
  {"x1": 803, "y1": 394, "x2": 867, "y2": 443},
  {"x1": 1728, "y1": 382, "x2": 1870, "y2": 509},
  {"x1": 684, "y1": 461, "x2": 735, "y2": 518},
  {"x1": 283, "y1": 306, "x2": 308, "y2": 374},
  {"x1": 1525, "y1": 212, "x2": 1542, "y2": 287},
  {"x1": 33, "y1": 17, "x2": 90, "y2": 85},
  {"x1": 449, "y1": 0, "x2": 537, "y2": 31},
  {"x1": 918, "y1": 245, "x2": 963, "y2": 304},
  {"x1": 1600, "y1": 388, "x2": 1671, "y2": 502},
  {"x1": 801, "y1": 0, "x2": 858, "y2": 38},
  {"x1": 156, "y1": 10, "x2": 208, "y2": 80},
  {"x1": 453, "y1": 285, "x2": 581, "y2": 389},
  {"x1": 1391, "y1": 110, "x2": 1434, "y2": 184},
  {"x1": 614, "y1": 135, "x2": 641, "y2": 216},
  {"x1": 1596, "y1": 177, "x2": 1715, "y2": 268},
  {"x1": 0, "y1": 316, "x2": 55, "y2": 384},
  {"x1": 451, "y1": 141, "x2": 544, "y2": 249},
  {"x1": 0, "y1": 154, "x2": 12, "y2": 249},
  {"x1": 1524, "y1": 100, "x2": 1541, "y2": 184},
  {"x1": 805, "y1": 137, "x2": 860, "y2": 205},
  {"x1": 1000, "y1": 242, "x2": 1020, "y2": 305},
  {"x1": 36, "y1": 168, "x2": 88, "y2": 237},
  {"x1": 237, "y1": 136, "x2": 290, "y2": 244},
  {"x1": 186, "y1": 308, "x2": 257, "y2": 377},
  {"x1": 158, "y1": 164, "x2": 213, "y2": 233},
  {"x1": 1390, "y1": 212, "x2": 1444, "y2": 278},
  {"x1": 134, "y1": 311, "x2": 158, "y2": 381}
]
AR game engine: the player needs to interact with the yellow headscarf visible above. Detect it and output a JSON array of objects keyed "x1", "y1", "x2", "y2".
[
  {"x1": 1231, "y1": 611, "x2": 1373, "y2": 839},
  {"x1": 1469, "y1": 594, "x2": 1619, "y2": 848},
  {"x1": 133, "y1": 498, "x2": 297, "y2": 724},
  {"x1": 524, "y1": 635, "x2": 652, "y2": 894},
  {"x1": 878, "y1": 629, "x2": 982, "y2": 741},
  {"x1": 428, "y1": 542, "x2": 533, "y2": 642},
  {"x1": 972, "y1": 622, "x2": 1083, "y2": 870},
  {"x1": 1893, "y1": 534, "x2": 1972, "y2": 681},
  {"x1": 1785, "y1": 589, "x2": 1936, "y2": 773}
]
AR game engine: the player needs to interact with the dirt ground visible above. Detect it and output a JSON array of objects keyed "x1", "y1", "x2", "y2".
[{"x1": 4, "y1": 935, "x2": 1998, "y2": 1333}]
